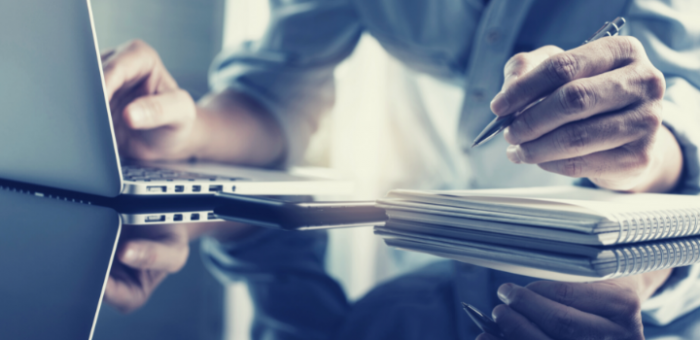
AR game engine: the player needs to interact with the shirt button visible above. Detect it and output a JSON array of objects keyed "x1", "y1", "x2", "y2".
[
  {"x1": 471, "y1": 89, "x2": 486, "y2": 102},
  {"x1": 486, "y1": 29, "x2": 501, "y2": 43}
]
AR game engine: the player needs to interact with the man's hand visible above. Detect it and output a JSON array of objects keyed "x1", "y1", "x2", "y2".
[
  {"x1": 476, "y1": 269, "x2": 672, "y2": 340},
  {"x1": 102, "y1": 40, "x2": 200, "y2": 161},
  {"x1": 104, "y1": 224, "x2": 190, "y2": 313},
  {"x1": 104, "y1": 222, "x2": 259, "y2": 313},
  {"x1": 101, "y1": 40, "x2": 284, "y2": 166},
  {"x1": 492, "y1": 37, "x2": 683, "y2": 193}
]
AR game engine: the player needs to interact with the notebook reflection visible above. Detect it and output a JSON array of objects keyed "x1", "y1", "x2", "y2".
[{"x1": 377, "y1": 186, "x2": 700, "y2": 281}]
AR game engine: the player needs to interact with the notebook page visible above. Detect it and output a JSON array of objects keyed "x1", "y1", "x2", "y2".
[
  {"x1": 396, "y1": 186, "x2": 700, "y2": 213},
  {"x1": 388, "y1": 187, "x2": 614, "y2": 222},
  {"x1": 389, "y1": 187, "x2": 700, "y2": 239}
]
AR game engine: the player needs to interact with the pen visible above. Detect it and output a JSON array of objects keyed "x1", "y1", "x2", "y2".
[
  {"x1": 462, "y1": 302, "x2": 505, "y2": 338},
  {"x1": 471, "y1": 16, "x2": 626, "y2": 148}
]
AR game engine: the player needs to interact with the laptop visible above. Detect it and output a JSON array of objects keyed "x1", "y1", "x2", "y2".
[
  {"x1": 0, "y1": 177, "x2": 227, "y2": 225},
  {"x1": 0, "y1": 187, "x2": 120, "y2": 340},
  {"x1": 0, "y1": 0, "x2": 351, "y2": 198}
]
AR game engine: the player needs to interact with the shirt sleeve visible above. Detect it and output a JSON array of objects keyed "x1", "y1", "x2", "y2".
[
  {"x1": 209, "y1": 0, "x2": 363, "y2": 166},
  {"x1": 200, "y1": 230, "x2": 350, "y2": 340},
  {"x1": 626, "y1": 0, "x2": 700, "y2": 195},
  {"x1": 200, "y1": 230, "x2": 464, "y2": 340},
  {"x1": 625, "y1": 0, "x2": 700, "y2": 325}
]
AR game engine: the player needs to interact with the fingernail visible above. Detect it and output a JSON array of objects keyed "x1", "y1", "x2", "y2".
[
  {"x1": 503, "y1": 126, "x2": 517, "y2": 145},
  {"x1": 122, "y1": 246, "x2": 143, "y2": 265},
  {"x1": 127, "y1": 104, "x2": 146, "y2": 127},
  {"x1": 491, "y1": 304, "x2": 508, "y2": 322},
  {"x1": 490, "y1": 92, "x2": 510, "y2": 115},
  {"x1": 506, "y1": 145, "x2": 521, "y2": 164},
  {"x1": 497, "y1": 283, "x2": 515, "y2": 304}
]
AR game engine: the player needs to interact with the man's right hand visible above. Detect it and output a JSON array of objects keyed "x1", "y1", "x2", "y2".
[{"x1": 101, "y1": 40, "x2": 200, "y2": 161}]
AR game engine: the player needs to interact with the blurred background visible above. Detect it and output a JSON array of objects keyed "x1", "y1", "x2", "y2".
[{"x1": 90, "y1": 0, "x2": 398, "y2": 339}]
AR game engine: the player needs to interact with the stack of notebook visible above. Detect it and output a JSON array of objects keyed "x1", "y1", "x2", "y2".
[{"x1": 375, "y1": 186, "x2": 700, "y2": 281}]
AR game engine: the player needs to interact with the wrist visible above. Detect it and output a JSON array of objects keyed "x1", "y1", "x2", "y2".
[
  {"x1": 186, "y1": 105, "x2": 219, "y2": 161},
  {"x1": 636, "y1": 268, "x2": 674, "y2": 301},
  {"x1": 591, "y1": 125, "x2": 683, "y2": 193},
  {"x1": 632, "y1": 125, "x2": 683, "y2": 193},
  {"x1": 609, "y1": 268, "x2": 673, "y2": 303},
  {"x1": 192, "y1": 89, "x2": 285, "y2": 167}
]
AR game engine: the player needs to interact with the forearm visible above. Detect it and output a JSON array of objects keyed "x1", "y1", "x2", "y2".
[{"x1": 190, "y1": 89, "x2": 285, "y2": 167}]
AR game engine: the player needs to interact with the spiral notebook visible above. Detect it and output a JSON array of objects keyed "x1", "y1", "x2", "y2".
[
  {"x1": 375, "y1": 220, "x2": 700, "y2": 281},
  {"x1": 377, "y1": 186, "x2": 700, "y2": 246}
]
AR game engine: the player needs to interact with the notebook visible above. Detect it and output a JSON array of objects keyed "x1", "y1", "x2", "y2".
[
  {"x1": 375, "y1": 220, "x2": 700, "y2": 281},
  {"x1": 377, "y1": 186, "x2": 700, "y2": 245}
]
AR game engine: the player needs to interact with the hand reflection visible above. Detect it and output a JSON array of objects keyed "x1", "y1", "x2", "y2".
[
  {"x1": 104, "y1": 224, "x2": 190, "y2": 313},
  {"x1": 103, "y1": 221, "x2": 259, "y2": 313},
  {"x1": 477, "y1": 269, "x2": 672, "y2": 340}
]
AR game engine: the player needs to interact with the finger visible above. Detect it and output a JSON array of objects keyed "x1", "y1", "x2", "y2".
[
  {"x1": 504, "y1": 65, "x2": 663, "y2": 145},
  {"x1": 497, "y1": 283, "x2": 623, "y2": 339},
  {"x1": 506, "y1": 105, "x2": 660, "y2": 164},
  {"x1": 122, "y1": 90, "x2": 196, "y2": 130},
  {"x1": 502, "y1": 46, "x2": 564, "y2": 91},
  {"x1": 104, "y1": 275, "x2": 147, "y2": 314},
  {"x1": 491, "y1": 304, "x2": 554, "y2": 340},
  {"x1": 118, "y1": 238, "x2": 189, "y2": 272},
  {"x1": 101, "y1": 49, "x2": 115, "y2": 62},
  {"x1": 104, "y1": 266, "x2": 168, "y2": 313},
  {"x1": 526, "y1": 281, "x2": 642, "y2": 322},
  {"x1": 537, "y1": 142, "x2": 653, "y2": 185},
  {"x1": 491, "y1": 36, "x2": 647, "y2": 116},
  {"x1": 101, "y1": 40, "x2": 177, "y2": 101}
]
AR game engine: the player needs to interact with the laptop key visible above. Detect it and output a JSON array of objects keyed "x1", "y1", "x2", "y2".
[{"x1": 122, "y1": 166, "x2": 250, "y2": 182}]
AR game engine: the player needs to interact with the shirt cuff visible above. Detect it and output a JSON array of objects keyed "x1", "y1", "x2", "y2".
[{"x1": 642, "y1": 265, "x2": 700, "y2": 326}]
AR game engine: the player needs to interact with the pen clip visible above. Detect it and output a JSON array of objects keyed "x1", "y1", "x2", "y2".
[{"x1": 584, "y1": 17, "x2": 625, "y2": 44}]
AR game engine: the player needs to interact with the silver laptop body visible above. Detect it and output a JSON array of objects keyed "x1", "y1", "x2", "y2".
[{"x1": 0, "y1": 0, "x2": 351, "y2": 198}]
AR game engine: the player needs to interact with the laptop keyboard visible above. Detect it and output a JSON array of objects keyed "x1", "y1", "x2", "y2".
[{"x1": 122, "y1": 165, "x2": 249, "y2": 182}]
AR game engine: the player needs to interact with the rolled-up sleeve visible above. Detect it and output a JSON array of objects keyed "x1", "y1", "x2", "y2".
[
  {"x1": 625, "y1": 0, "x2": 700, "y2": 325},
  {"x1": 626, "y1": 0, "x2": 700, "y2": 194},
  {"x1": 209, "y1": 0, "x2": 364, "y2": 166}
]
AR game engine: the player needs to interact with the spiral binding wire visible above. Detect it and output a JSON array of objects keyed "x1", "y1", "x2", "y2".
[
  {"x1": 611, "y1": 208, "x2": 700, "y2": 244},
  {"x1": 610, "y1": 238, "x2": 700, "y2": 278}
]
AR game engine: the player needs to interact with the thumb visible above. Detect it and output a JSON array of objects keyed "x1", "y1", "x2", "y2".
[
  {"x1": 122, "y1": 89, "x2": 196, "y2": 130},
  {"x1": 118, "y1": 238, "x2": 189, "y2": 273}
]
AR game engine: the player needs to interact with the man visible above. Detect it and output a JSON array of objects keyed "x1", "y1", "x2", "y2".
[{"x1": 102, "y1": 0, "x2": 700, "y2": 339}]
